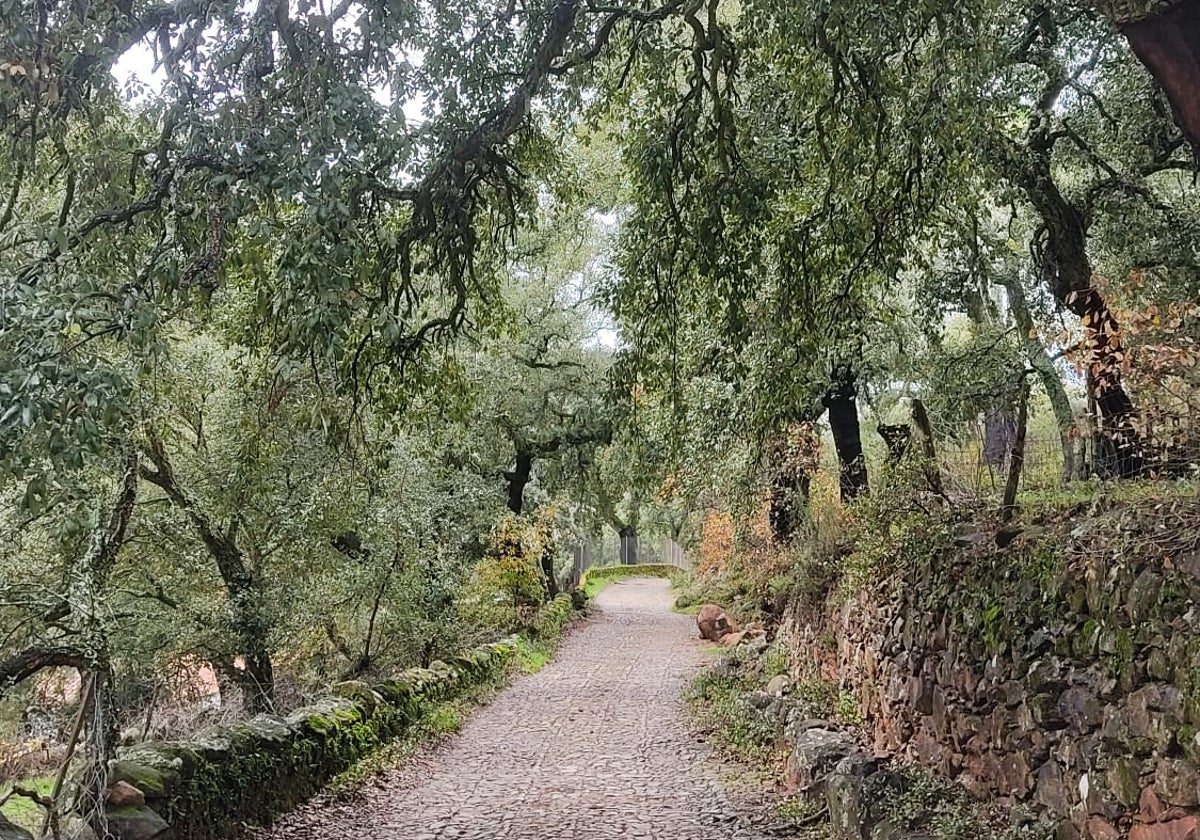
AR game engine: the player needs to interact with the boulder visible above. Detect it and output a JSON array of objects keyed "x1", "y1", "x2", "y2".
[
  {"x1": 720, "y1": 629, "x2": 749, "y2": 648},
  {"x1": 697, "y1": 604, "x2": 734, "y2": 641},
  {"x1": 106, "y1": 781, "x2": 147, "y2": 807},
  {"x1": 766, "y1": 674, "x2": 790, "y2": 696},
  {"x1": 827, "y1": 754, "x2": 876, "y2": 840},
  {"x1": 104, "y1": 806, "x2": 174, "y2": 840},
  {"x1": 784, "y1": 727, "x2": 858, "y2": 792},
  {"x1": 0, "y1": 813, "x2": 33, "y2": 840},
  {"x1": 62, "y1": 816, "x2": 99, "y2": 840}
]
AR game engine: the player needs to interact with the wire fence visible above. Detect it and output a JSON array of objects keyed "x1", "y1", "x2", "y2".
[
  {"x1": 922, "y1": 425, "x2": 1200, "y2": 503},
  {"x1": 562, "y1": 534, "x2": 691, "y2": 590}
]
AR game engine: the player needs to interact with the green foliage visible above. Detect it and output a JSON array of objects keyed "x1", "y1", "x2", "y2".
[
  {"x1": 686, "y1": 667, "x2": 782, "y2": 766},
  {"x1": 458, "y1": 512, "x2": 558, "y2": 635},
  {"x1": 874, "y1": 767, "x2": 1052, "y2": 840}
]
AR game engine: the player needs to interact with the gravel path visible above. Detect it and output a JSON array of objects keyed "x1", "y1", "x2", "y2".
[{"x1": 257, "y1": 578, "x2": 775, "y2": 840}]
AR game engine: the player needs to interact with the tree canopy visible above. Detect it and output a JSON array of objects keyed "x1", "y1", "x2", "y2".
[{"x1": 1, "y1": 0, "x2": 1199, "y2": 828}]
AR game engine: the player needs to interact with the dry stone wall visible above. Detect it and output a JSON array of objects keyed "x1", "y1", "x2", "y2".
[
  {"x1": 98, "y1": 593, "x2": 577, "y2": 840},
  {"x1": 782, "y1": 523, "x2": 1200, "y2": 840}
]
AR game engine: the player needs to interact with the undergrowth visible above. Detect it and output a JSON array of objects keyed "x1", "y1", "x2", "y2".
[
  {"x1": 686, "y1": 666, "x2": 783, "y2": 766},
  {"x1": 326, "y1": 674, "x2": 502, "y2": 796}
]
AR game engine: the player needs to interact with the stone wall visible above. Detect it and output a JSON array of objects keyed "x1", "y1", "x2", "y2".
[
  {"x1": 99, "y1": 593, "x2": 577, "y2": 840},
  {"x1": 781, "y1": 513, "x2": 1200, "y2": 840}
]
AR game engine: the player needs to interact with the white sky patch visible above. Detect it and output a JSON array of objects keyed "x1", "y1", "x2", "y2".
[
  {"x1": 112, "y1": 41, "x2": 167, "y2": 104},
  {"x1": 595, "y1": 328, "x2": 620, "y2": 350}
]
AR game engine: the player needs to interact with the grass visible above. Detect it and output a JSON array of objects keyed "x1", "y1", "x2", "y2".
[
  {"x1": 326, "y1": 694, "x2": 473, "y2": 795},
  {"x1": 513, "y1": 637, "x2": 553, "y2": 673},
  {"x1": 0, "y1": 775, "x2": 55, "y2": 832}
]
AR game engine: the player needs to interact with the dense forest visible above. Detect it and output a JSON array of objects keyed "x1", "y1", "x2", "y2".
[{"x1": 1, "y1": 0, "x2": 1199, "y2": 835}]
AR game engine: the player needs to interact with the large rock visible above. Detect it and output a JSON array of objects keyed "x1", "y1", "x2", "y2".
[
  {"x1": 784, "y1": 726, "x2": 858, "y2": 792},
  {"x1": 697, "y1": 604, "x2": 734, "y2": 642},
  {"x1": 827, "y1": 754, "x2": 876, "y2": 840},
  {"x1": 1155, "y1": 758, "x2": 1200, "y2": 808},
  {"x1": 104, "y1": 806, "x2": 174, "y2": 840},
  {"x1": 0, "y1": 813, "x2": 33, "y2": 840},
  {"x1": 766, "y1": 674, "x2": 790, "y2": 696},
  {"x1": 106, "y1": 781, "x2": 147, "y2": 807},
  {"x1": 1129, "y1": 817, "x2": 1200, "y2": 840}
]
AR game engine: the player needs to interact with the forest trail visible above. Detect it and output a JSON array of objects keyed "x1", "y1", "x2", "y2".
[{"x1": 255, "y1": 578, "x2": 773, "y2": 840}]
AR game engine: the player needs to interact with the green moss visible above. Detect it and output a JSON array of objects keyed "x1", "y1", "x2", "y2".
[
  {"x1": 109, "y1": 589, "x2": 582, "y2": 840},
  {"x1": 0, "y1": 776, "x2": 55, "y2": 833}
]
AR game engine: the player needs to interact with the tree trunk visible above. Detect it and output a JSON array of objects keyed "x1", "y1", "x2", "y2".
[
  {"x1": 1000, "y1": 274, "x2": 1078, "y2": 481},
  {"x1": 1115, "y1": 0, "x2": 1200, "y2": 154},
  {"x1": 910, "y1": 399, "x2": 946, "y2": 497},
  {"x1": 229, "y1": 587, "x2": 275, "y2": 714},
  {"x1": 822, "y1": 367, "x2": 869, "y2": 501},
  {"x1": 1074, "y1": 289, "x2": 1143, "y2": 477},
  {"x1": 1001, "y1": 378, "x2": 1031, "y2": 522},
  {"x1": 877, "y1": 424, "x2": 912, "y2": 465},
  {"x1": 1012, "y1": 150, "x2": 1144, "y2": 476},
  {"x1": 768, "y1": 475, "x2": 810, "y2": 543},
  {"x1": 618, "y1": 526, "x2": 639, "y2": 565},
  {"x1": 539, "y1": 547, "x2": 560, "y2": 598},
  {"x1": 504, "y1": 451, "x2": 534, "y2": 515},
  {"x1": 141, "y1": 436, "x2": 277, "y2": 711}
]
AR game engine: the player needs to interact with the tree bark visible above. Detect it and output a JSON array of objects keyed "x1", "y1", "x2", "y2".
[
  {"x1": 1001, "y1": 378, "x2": 1030, "y2": 522},
  {"x1": 618, "y1": 526, "x2": 639, "y2": 565},
  {"x1": 1000, "y1": 274, "x2": 1078, "y2": 481},
  {"x1": 540, "y1": 547, "x2": 560, "y2": 597},
  {"x1": 503, "y1": 451, "x2": 534, "y2": 515},
  {"x1": 877, "y1": 424, "x2": 912, "y2": 465},
  {"x1": 1009, "y1": 141, "x2": 1144, "y2": 476},
  {"x1": 0, "y1": 646, "x2": 91, "y2": 696},
  {"x1": 822, "y1": 366, "x2": 869, "y2": 501},
  {"x1": 767, "y1": 475, "x2": 810, "y2": 543},
  {"x1": 1114, "y1": 0, "x2": 1200, "y2": 155},
  {"x1": 910, "y1": 399, "x2": 946, "y2": 497}
]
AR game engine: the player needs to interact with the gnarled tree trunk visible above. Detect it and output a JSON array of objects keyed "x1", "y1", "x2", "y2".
[
  {"x1": 1113, "y1": 0, "x2": 1200, "y2": 154},
  {"x1": 822, "y1": 366, "x2": 869, "y2": 501},
  {"x1": 1011, "y1": 144, "x2": 1144, "y2": 476},
  {"x1": 504, "y1": 451, "x2": 534, "y2": 515}
]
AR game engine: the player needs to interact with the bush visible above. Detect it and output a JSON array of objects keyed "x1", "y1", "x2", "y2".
[{"x1": 458, "y1": 511, "x2": 557, "y2": 634}]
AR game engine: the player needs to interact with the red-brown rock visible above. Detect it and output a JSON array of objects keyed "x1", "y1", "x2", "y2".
[
  {"x1": 696, "y1": 604, "x2": 733, "y2": 642},
  {"x1": 1129, "y1": 816, "x2": 1200, "y2": 840},
  {"x1": 1087, "y1": 817, "x2": 1122, "y2": 840},
  {"x1": 105, "y1": 781, "x2": 146, "y2": 807}
]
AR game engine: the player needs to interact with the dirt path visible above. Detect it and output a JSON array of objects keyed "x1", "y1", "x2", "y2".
[{"x1": 257, "y1": 578, "x2": 775, "y2": 840}]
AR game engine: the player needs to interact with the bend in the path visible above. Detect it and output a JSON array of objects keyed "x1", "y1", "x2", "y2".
[{"x1": 258, "y1": 578, "x2": 772, "y2": 840}]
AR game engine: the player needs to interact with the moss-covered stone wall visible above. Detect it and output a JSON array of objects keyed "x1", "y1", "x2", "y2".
[
  {"x1": 781, "y1": 503, "x2": 1200, "y2": 840},
  {"x1": 579, "y1": 563, "x2": 680, "y2": 592},
  {"x1": 105, "y1": 593, "x2": 577, "y2": 840}
]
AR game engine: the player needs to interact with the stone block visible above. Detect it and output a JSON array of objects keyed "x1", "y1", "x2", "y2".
[{"x1": 784, "y1": 727, "x2": 858, "y2": 793}]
